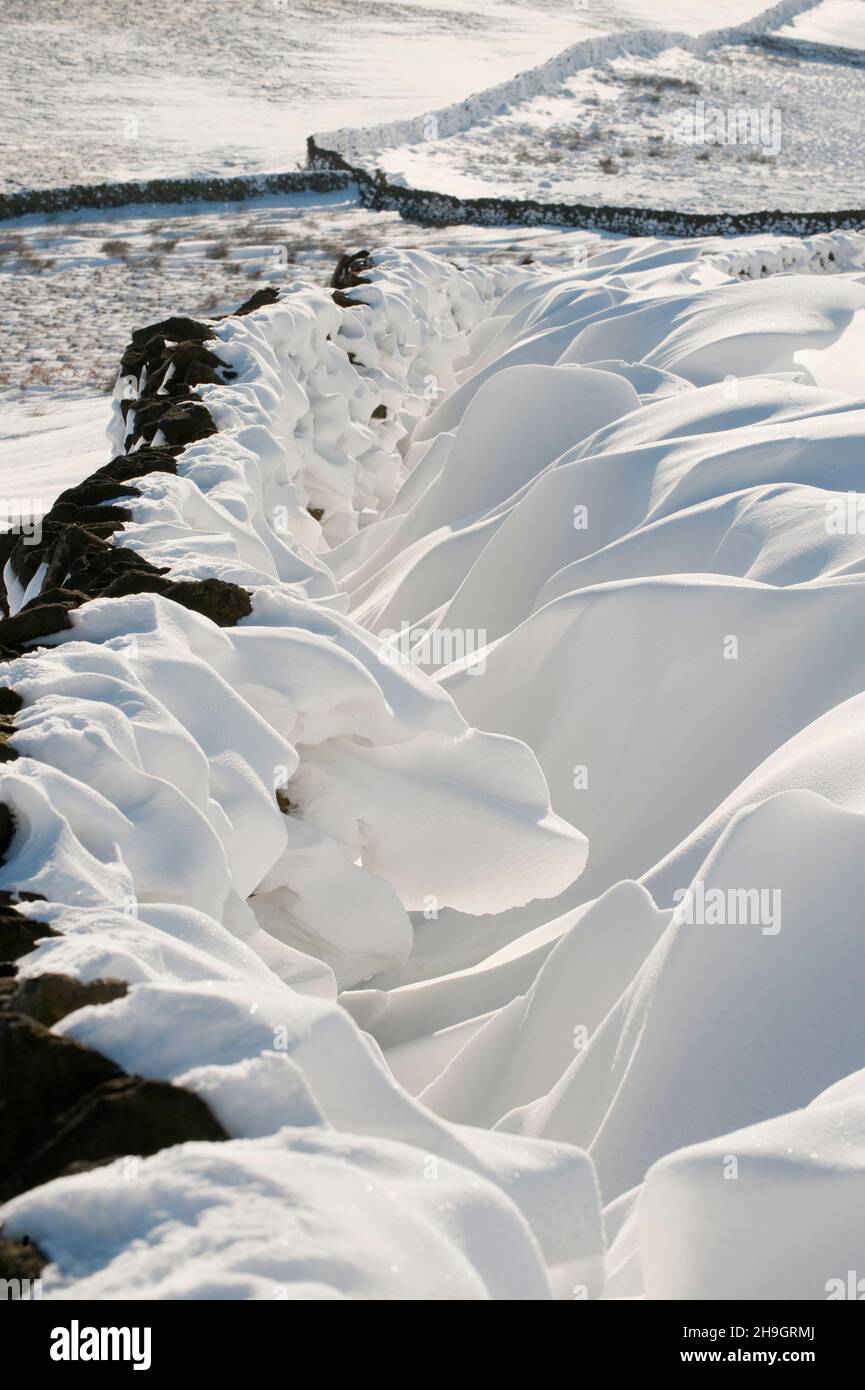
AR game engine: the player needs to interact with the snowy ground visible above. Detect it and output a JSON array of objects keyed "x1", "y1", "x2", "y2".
[
  {"x1": 378, "y1": 40, "x2": 865, "y2": 209},
  {"x1": 3, "y1": 0, "x2": 865, "y2": 1308},
  {"x1": 0, "y1": 0, "x2": 606, "y2": 195},
  {"x1": 3, "y1": 232, "x2": 865, "y2": 1298},
  {"x1": 780, "y1": 0, "x2": 865, "y2": 45},
  {"x1": 0, "y1": 0, "x2": 797, "y2": 195}
]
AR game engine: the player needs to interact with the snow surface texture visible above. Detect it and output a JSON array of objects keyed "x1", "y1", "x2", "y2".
[
  {"x1": 0, "y1": 0, "x2": 593, "y2": 196},
  {"x1": 5, "y1": 232, "x2": 865, "y2": 1298},
  {"x1": 0, "y1": 0, "x2": 792, "y2": 197},
  {"x1": 369, "y1": 40, "x2": 865, "y2": 213},
  {"x1": 780, "y1": 0, "x2": 865, "y2": 47}
]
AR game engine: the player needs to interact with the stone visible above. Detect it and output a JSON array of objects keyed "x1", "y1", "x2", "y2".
[
  {"x1": 331, "y1": 249, "x2": 373, "y2": 289},
  {"x1": 163, "y1": 577, "x2": 253, "y2": 626},
  {"x1": 130, "y1": 316, "x2": 214, "y2": 348},
  {"x1": 135, "y1": 398, "x2": 217, "y2": 448},
  {"x1": 0, "y1": 804, "x2": 16, "y2": 865},
  {"x1": 332, "y1": 288, "x2": 365, "y2": 310},
  {"x1": 230, "y1": 286, "x2": 280, "y2": 317},
  {"x1": 0, "y1": 1234, "x2": 46, "y2": 1287},
  {"x1": 0, "y1": 892, "x2": 55, "y2": 964},
  {"x1": 12, "y1": 1076, "x2": 228, "y2": 1199},
  {"x1": 99, "y1": 571, "x2": 172, "y2": 600},
  {"x1": 0, "y1": 602, "x2": 75, "y2": 653},
  {"x1": 52, "y1": 478, "x2": 141, "y2": 511},
  {"x1": 1, "y1": 973, "x2": 128, "y2": 1028},
  {"x1": 0, "y1": 1011, "x2": 122, "y2": 1180},
  {"x1": 17, "y1": 587, "x2": 89, "y2": 615}
]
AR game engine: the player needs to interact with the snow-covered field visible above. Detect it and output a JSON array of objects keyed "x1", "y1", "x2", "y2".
[
  {"x1": 2, "y1": 0, "x2": 865, "y2": 1311},
  {"x1": 781, "y1": 0, "x2": 865, "y2": 45},
  {"x1": 1, "y1": 0, "x2": 810, "y2": 195},
  {"x1": 0, "y1": 0, "x2": 623, "y2": 195},
  {"x1": 377, "y1": 40, "x2": 865, "y2": 209}
]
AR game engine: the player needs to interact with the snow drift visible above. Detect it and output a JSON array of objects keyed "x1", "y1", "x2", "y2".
[{"x1": 3, "y1": 227, "x2": 865, "y2": 1299}]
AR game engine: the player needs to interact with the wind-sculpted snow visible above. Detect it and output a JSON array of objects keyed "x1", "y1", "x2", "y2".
[{"x1": 3, "y1": 232, "x2": 865, "y2": 1298}]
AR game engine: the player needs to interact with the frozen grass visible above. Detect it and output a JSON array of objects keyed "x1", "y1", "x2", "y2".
[{"x1": 0, "y1": 195, "x2": 602, "y2": 403}]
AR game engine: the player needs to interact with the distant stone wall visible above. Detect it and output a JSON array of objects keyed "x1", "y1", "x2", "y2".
[
  {"x1": 307, "y1": 137, "x2": 865, "y2": 237},
  {"x1": 0, "y1": 169, "x2": 352, "y2": 222}
]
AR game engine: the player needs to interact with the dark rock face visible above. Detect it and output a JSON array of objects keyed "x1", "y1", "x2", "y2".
[
  {"x1": 229, "y1": 286, "x2": 280, "y2": 317},
  {"x1": 118, "y1": 316, "x2": 233, "y2": 450},
  {"x1": 0, "y1": 1011, "x2": 123, "y2": 1181},
  {"x1": 0, "y1": 973, "x2": 128, "y2": 1029},
  {"x1": 161, "y1": 577, "x2": 253, "y2": 627},
  {"x1": 93, "y1": 445, "x2": 181, "y2": 485},
  {"x1": 98, "y1": 571, "x2": 173, "y2": 600},
  {"x1": 332, "y1": 288, "x2": 366, "y2": 310},
  {"x1": 64, "y1": 542, "x2": 169, "y2": 597},
  {"x1": 120, "y1": 293, "x2": 277, "y2": 416},
  {"x1": 158, "y1": 340, "x2": 234, "y2": 390},
  {"x1": 0, "y1": 601, "x2": 76, "y2": 659},
  {"x1": 0, "y1": 688, "x2": 22, "y2": 765},
  {"x1": 53, "y1": 478, "x2": 141, "y2": 511},
  {"x1": 0, "y1": 892, "x2": 56, "y2": 964},
  {"x1": 124, "y1": 395, "x2": 218, "y2": 450},
  {"x1": 0, "y1": 1007, "x2": 228, "y2": 1202},
  {"x1": 331, "y1": 250, "x2": 373, "y2": 290},
  {"x1": 130, "y1": 316, "x2": 215, "y2": 349},
  {"x1": 17, "y1": 1076, "x2": 227, "y2": 1198},
  {"x1": 0, "y1": 1234, "x2": 46, "y2": 1288},
  {"x1": 0, "y1": 805, "x2": 17, "y2": 867}
]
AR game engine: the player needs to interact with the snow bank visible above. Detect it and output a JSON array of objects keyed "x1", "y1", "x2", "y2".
[
  {"x1": 1, "y1": 256, "x2": 586, "y2": 999},
  {"x1": 640, "y1": 1065, "x2": 865, "y2": 1299},
  {"x1": 6, "y1": 225, "x2": 865, "y2": 1300},
  {"x1": 335, "y1": 229, "x2": 865, "y2": 1296},
  {"x1": 0, "y1": 250, "x2": 600, "y2": 1299},
  {"x1": 2, "y1": 974, "x2": 602, "y2": 1299}
]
